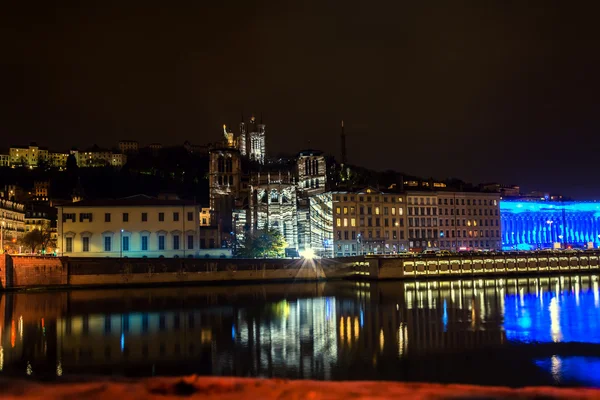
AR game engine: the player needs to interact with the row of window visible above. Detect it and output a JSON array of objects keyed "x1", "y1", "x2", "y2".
[
  {"x1": 336, "y1": 230, "x2": 406, "y2": 240},
  {"x1": 437, "y1": 219, "x2": 499, "y2": 227},
  {"x1": 335, "y1": 206, "x2": 404, "y2": 216},
  {"x1": 408, "y1": 197, "x2": 498, "y2": 206},
  {"x1": 65, "y1": 234, "x2": 195, "y2": 253},
  {"x1": 407, "y1": 207, "x2": 500, "y2": 217},
  {"x1": 63, "y1": 211, "x2": 195, "y2": 223},
  {"x1": 334, "y1": 195, "x2": 404, "y2": 203},
  {"x1": 336, "y1": 217, "x2": 406, "y2": 228},
  {"x1": 408, "y1": 229, "x2": 500, "y2": 239},
  {"x1": 412, "y1": 240, "x2": 499, "y2": 248},
  {"x1": 408, "y1": 218, "x2": 499, "y2": 227}
]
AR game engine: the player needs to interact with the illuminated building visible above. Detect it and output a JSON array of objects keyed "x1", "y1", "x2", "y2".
[
  {"x1": 246, "y1": 115, "x2": 266, "y2": 164},
  {"x1": 33, "y1": 181, "x2": 50, "y2": 202},
  {"x1": 307, "y1": 192, "x2": 334, "y2": 257},
  {"x1": 118, "y1": 140, "x2": 139, "y2": 154},
  {"x1": 0, "y1": 198, "x2": 26, "y2": 252},
  {"x1": 199, "y1": 208, "x2": 212, "y2": 227},
  {"x1": 208, "y1": 137, "x2": 242, "y2": 238},
  {"x1": 433, "y1": 192, "x2": 501, "y2": 252},
  {"x1": 310, "y1": 188, "x2": 408, "y2": 257},
  {"x1": 57, "y1": 194, "x2": 200, "y2": 257},
  {"x1": 406, "y1": 192, "x2": 438, "y2": 251},
  {"x1": 0, "y1": 154, "x2": 9, "y2": 167},
  {"x1": 297, "y1": 150, "x2": 326, "y2": 197},
  {"x1": 70, "y1": 149, "x2": 127, "y2": 168},
  {"x1": 333, "y1": 188, "x2": 407, "y2": 256},
  {"x1": 249, "y1": 171, "x2": 298, "y2": 249},
  {"x1": 501, "y1": 200, "x2": 600, "y2": 249},
  {"x1": 9, "y1": 143, "x2": 48, "y2": 167}
]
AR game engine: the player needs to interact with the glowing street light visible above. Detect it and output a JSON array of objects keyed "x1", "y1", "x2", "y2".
[{"x1": 299, "y1": 248, "x2": 316, "y2": 260}]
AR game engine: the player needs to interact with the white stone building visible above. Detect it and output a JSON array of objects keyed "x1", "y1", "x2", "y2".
[{"x1": 57, "y1": 195, "x2": 200, "y2": 258}]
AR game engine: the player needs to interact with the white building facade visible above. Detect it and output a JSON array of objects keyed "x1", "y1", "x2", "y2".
[{"x1": 57, "y1": 195, "x2": 200, "y2": 258}]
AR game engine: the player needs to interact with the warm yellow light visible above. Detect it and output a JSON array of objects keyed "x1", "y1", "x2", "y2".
[{"x1": 299, "y1": 248, "x2": 316, "y2": 259}]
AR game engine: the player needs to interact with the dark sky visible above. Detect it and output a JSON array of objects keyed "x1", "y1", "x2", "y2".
[{"x1": 1, "y1": 1, "x2": 600, "y2": 198}]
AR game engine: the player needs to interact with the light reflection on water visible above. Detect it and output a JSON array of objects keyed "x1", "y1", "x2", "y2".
[{"x1": 1, "y1": 275, "x2": 600, "y2": 386}]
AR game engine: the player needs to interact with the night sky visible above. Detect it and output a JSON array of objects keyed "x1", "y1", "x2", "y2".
[{"x1": 1, "y1": 1, "x2": 600, "y2": 198}]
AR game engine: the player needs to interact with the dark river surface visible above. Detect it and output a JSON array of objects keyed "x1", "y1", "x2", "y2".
[{"x1": 2, "y1": 274, "x2": 600, "y2": 387}]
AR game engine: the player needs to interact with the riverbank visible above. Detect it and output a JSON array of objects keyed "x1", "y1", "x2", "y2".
[{"x1": 2, "y1": 376, "x2": 599, "y2": 399}]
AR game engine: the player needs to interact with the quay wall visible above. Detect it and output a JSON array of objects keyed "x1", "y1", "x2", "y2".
[
  {"x1": 0, "y1": 255, "x2": 362, "y2": 290},
  {"x1": 3, "y1": 252, "x2": 600, "y2": 289},
  {"x1": 371, "y1": 253, "x2": 600, "y2": 279}
]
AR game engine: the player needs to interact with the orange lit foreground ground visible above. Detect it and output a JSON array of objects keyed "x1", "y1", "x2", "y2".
[{"x1": 3, "y1": 376, "x2": 600, "y2": 399}]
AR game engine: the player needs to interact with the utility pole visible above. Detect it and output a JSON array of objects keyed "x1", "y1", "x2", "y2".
[{"x1": 340, "y1": 120, "x2": 347, "y2": 165}]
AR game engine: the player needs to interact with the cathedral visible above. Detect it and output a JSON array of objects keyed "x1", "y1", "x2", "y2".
[{"x1": 208, "y1": 116, "x2": 327, "y2": 254}]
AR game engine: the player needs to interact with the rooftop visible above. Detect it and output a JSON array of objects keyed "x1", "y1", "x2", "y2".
[{"x1": 61, "y1": 194, "x2": 196, "y2": 208}]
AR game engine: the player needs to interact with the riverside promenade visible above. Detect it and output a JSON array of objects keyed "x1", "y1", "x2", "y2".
[
  {"x1": 3, "y1": 376, "x2": 600, "y2": 399},
  {"x1": 2, "y1": 250, "x2": 600, "y2": 290}
]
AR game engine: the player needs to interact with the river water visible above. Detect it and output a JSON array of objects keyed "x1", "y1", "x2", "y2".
[{"x1": 2, "y1": 274, "x2": 600, "y2": 387}]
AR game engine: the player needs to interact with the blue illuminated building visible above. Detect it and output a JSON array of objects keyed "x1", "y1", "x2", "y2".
[{"x1": 500, "y1": 201, "x2": 600, "y2": 250}]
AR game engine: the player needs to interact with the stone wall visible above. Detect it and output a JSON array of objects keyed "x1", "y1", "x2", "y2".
[
  {"x1": 0, "y1": 255, "x2": 68, "y2": 289},
  {"x1": 0, "y1": 255, "x2": 362, "y2": 289}
]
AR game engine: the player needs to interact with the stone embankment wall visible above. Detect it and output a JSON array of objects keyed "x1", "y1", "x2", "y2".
[
  {"x1": 0, "y1": 255, "x2": 362, "y2": 289},
  {"x1": 0, "y1": 255, "x2": 68, "y2": 289}
]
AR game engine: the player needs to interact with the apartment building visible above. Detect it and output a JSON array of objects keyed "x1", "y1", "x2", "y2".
[
  {"x1": 0, "y1": 198, "x2": 26, "y2": 252},
  {"x1": 330, "y1": 188, "x2": 407, "y2": 257},
  {"x1": 437, "y1": 192, "x2": 501, "y2": 251},
  {"x1": 57, "y1": 195, "x2": 200, "y2": 258},
  {"x1": 407, "y1": 191, "x2": 501, "y2": 251}
]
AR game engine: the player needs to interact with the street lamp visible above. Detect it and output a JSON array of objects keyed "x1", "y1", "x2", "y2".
[{"x1": 395, "y1": 221, "x2": 400, "y2": 254}]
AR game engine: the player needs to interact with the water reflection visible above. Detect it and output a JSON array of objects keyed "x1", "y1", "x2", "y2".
[{"x1": 1, "y1": 276, "x2": 600, "y2": 386}]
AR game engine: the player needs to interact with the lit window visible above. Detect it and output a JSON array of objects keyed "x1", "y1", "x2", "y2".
[
  {"x1": 336, "y1": 218, "x2": 341, "y2": 227},
  {"x1": 336, "y1": 207, "x2": 341, "y2": 214},
  {"x1": 343, "y1": 218, "x2": 348, "y2": 227},
  {"x1": 399, "y1": 208, "x2": 403, "y2": 216},
  {"x1": 351, "y1": 218, "x2": 356, "y2": 227},
  {"x1": 375, "y1": 207, "x2": 380, "y2": 215},
  {"x1": 343, "y1": 207, "x2": 348, "y2": 215},
  {"x1": 392, "y1": 208, "x2": 396, "y2": 216}
]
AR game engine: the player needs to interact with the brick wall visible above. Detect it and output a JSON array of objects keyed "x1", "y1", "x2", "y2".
[{"x1": 5, "y1": 256, "x2": 68, "y2": 288}]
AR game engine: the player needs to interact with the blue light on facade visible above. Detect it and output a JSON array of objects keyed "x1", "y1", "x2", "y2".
[{"x1": 500, "y1": 200, "x2": 600, "y2": 249}]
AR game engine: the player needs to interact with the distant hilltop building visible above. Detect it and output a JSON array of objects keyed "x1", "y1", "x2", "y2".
[
  {"x1": 118, "y1": 140, "x2": 139, "y2": 154},
  {"x1": 238, "y1": 114, "x2": 266, "y2": 164},
  {"x1": 0, "y1": 141, "x2": 128, "y2": 169}
]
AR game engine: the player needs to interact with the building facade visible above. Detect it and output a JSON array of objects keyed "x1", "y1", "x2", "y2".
[
  {"x1": 57, "y1": 195, "x2": 200, "y2": 258},
  {"x1": 118, "y1": 140, "x2": 139, "y2": 154},
  {"x1": 500, "y1": 200, "x2": 600, "y2": 250},
  {"x1": 330, "y1": 188, "x2": 407, "y2": 257},
  {"x1": 72, "y1": 149, "x2": 127, "y2": 168},
  {"x1": 248, "y1": 171, "x2": 298, "y2": 249},
  {"x1": 9, "y1": 144, "x2": 48, "y2": 167},
  {"x1": 0, "y1": 198, "x2": 26, "y2": 253},
  {"x1": 434, "y1": 192, "x2": 501, "y2": 252}
]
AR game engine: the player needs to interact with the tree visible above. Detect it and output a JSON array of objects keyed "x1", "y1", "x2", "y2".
[
  {"x1": 20, "y1": 228, "x2": 56, "y2": 254},
  {"x1": 237, "y1": 226, "x2": 287, "y2": 258}
]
